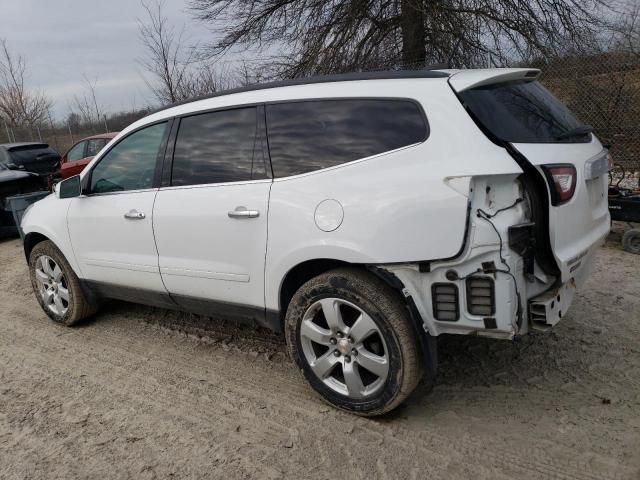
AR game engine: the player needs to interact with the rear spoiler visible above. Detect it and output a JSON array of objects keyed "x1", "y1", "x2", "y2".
[{"x1": 448, "y1": 68, "x2": 540, "y2": 92}]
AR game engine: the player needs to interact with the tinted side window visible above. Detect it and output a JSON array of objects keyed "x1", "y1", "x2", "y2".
[
  {"x1": 67, "y1": 142, "x2": 86, "y2": 161},
  {"x1": 266, "y1": 99, "x2": 427, "y2": 177},
  {"x1": 171, "y1": 107, "x2": 266, "y2": 186},
  {"x1": 90, "y1": 122, "x2": 167, "y2": 194}
]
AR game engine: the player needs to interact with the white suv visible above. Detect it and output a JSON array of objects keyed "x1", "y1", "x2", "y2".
[{"x1": 22, "y1": 69, "x2": 610, "y2": 415}]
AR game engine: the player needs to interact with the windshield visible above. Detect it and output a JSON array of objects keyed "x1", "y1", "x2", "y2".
[{"x1": 459, "y1": 80, "x2": 590, "y2": 144}]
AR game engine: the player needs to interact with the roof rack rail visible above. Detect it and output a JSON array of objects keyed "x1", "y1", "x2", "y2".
[{"x1": 152, "y1": 69, "x2": 450, "y2": 114}]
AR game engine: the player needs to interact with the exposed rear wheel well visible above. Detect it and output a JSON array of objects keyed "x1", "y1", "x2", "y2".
[
  {"x1": 279, "y1": 259, "x2": 351, "y2": 318},
  {"x1": 23, "y1": 232, "x2": 49, "y2": 260}
]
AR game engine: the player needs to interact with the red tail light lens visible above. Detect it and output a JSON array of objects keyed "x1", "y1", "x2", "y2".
[{"x1": 542, "y1": 164, "x2": 577, "y2": 206}]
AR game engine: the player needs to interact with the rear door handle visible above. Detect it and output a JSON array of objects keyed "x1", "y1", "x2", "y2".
[
  {"x1": 124, "y1": 209, "x2": 146, "y2": 220},
  {"x1": 228, "y1": 206, "x2": 260, "y2": 219}
]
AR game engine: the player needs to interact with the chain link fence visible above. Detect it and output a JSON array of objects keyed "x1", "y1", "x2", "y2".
[
  {"x1": 536, "y1": 51, "x2": 640, "y2": 173},
  {"x1": 1, "y1": 109, "x2": 150, "y2": 156},
  {"x1": 0, "y1": 123, "x2": 98, "y2": 156}
]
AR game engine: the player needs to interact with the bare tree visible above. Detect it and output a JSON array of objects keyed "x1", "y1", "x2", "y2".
[
  {"x1": 73, "y1": 75, "x2": 107, "y2": 132},
  {"x1": 138, "y1": 0, "x2": 197, "y2": 103},
  {"x1": 0, "y1": 39, "x2": 51, "y2": 127},
  {"x1": 138, "y1": 0, "x2": 238, "y2": 104},
  {"x1": 610, "y1": 1, "x2": 640, "y2": 56},
  {"x1": 188, "y1": 0, "x2": 618, "y2": 77}
]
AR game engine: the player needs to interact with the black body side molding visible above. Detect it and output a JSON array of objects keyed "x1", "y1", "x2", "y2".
[{"x1": 82, "y1": 280, "x2": 282, "y2": 333}]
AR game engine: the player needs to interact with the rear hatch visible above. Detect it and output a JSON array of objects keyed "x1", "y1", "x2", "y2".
[
  {"x1": 7, "y1": 144, "x2": 60, "y2": 176},
  {"x1": 449, "y1": 69, "x2": 610, "y2": 282}
]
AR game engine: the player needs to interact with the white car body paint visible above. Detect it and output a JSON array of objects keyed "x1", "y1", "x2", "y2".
[
  {"x1": 153, "y1": 180, "x2": 271, "y2": 307},
  {"x1": 21, "y1": 69, "x2": 609, "y2": 338},
  {"x1": 66, "y1": 189, "x2": 164, "y2": 292}
]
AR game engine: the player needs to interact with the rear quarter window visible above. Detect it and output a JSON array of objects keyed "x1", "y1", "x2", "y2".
[{"x1": 266, "y1": 99, "x2": 428, "y2": 177}]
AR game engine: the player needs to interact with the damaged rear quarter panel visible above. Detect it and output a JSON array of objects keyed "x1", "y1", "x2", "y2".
[{"x1": 264, "y1": 80, "x2": 523, "y2": 312}]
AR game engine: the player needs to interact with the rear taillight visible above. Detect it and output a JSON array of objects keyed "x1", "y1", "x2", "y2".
[{"x1": 541, "y1": 164, "x2": 577, "y2": 206}]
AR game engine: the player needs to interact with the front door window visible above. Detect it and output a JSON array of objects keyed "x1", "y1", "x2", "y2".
[{"x1": 90, "y1": 122, "x2": 167, "y2": 194}]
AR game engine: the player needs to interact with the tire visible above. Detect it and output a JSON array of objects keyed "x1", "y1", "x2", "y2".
[
  {"x1": 622, "y1": 228, "x2": 640, "y2": 255},
  {"x1": 28, "y1": 240, "x2": 98, "y2": 326},
  {"x1": 285, "y1": 267, "x2": 424, "y2": 416}
]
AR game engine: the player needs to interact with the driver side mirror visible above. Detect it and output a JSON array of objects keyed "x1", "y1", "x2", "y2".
[{"x1": 57, "y1": 175, "x2": 82, "y2": 199}]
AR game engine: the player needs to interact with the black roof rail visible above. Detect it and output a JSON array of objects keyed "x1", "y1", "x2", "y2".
[{"x1": 152, "y1": 69, "x2": 450, "y2": 114}]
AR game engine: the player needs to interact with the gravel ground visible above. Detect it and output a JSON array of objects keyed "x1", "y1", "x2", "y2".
[{"x1": 0, "y1": 223, "x2": 639, "y2": 479}]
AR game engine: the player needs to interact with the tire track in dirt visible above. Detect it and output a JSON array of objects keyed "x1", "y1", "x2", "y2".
[{"x1": 0, "y1": 297, "x2": 635, "y2": 480}]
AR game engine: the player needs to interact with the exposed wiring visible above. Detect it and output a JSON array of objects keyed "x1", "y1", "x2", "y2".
[
  {"x1": 478, "y1": 198, "x2": 523, "y2": 219},
  {"x1": 476, "y1": 199, "x2": 525, "y2": 327},
  {"x1": 476, "y1": 209, "x2": 510, "y2": 273}
]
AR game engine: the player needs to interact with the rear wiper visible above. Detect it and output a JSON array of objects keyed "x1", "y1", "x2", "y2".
[{"x1": 554, "y1": 125, "x2": 593, "y2": 140}]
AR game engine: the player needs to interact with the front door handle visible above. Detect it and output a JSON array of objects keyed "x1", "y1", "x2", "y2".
[
  {"x1": 124, "y1": 209, "x2": 146, "y2": 220},
  {"x1": 228, "y1": 206, "x2": 260, "y2": 219}
]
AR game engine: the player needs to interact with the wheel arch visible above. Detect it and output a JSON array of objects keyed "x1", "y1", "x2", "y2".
[
  {"x1": 22, "y1": 229, "x2": 83, "y2": 280},
  {"x1": 24, "y1": 231, "x2": 51, "y2": 260},
  {"x1": 278, "y1": 258, "x2": 351, "y2": 320}
]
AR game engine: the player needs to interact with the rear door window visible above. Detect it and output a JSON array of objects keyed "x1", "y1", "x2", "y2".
[
  {"x1": 459, "y1": 80, "x2": 590, "y2": 143},
  {"x1": 266, "y1": 99, "x2": 428, "y2": 177},
  {"x1": 170, "y1": 106, "x2": 268, "y2": 186}
]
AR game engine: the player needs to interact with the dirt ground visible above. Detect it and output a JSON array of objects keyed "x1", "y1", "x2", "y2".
[{"x1": 0, "y1": 224, "x2": 639, "y2": 479}]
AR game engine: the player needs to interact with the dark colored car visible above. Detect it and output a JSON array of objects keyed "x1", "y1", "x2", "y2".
[
  {"x1": 0, "y1": 163, "x2": 45, "y2": 235},
  {"x1": 59, "y1": 132, "x2": 118, "y2": 179},
  {"x1": 0, "y1": 142, "x2": 61, "y2": 176}
]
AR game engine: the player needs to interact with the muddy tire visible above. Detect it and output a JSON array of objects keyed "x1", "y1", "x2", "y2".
[
  {"x1": 28, "y1": 240, "x2": 97, "y2": 326},
  {"x1": 285, "y1": 267, "x2": 424, "y2": 416},
  {"x1": 622, "y1": 228, "x2": 640, "y2": 255}
]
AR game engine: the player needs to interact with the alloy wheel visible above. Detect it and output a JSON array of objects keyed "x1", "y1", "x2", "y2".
[
  {"x1": 34, "y1": 255, "x2": 70, "y2": 316},
  {"x1": 300, "y1": 298, "x2": 389, "y2": 399}
]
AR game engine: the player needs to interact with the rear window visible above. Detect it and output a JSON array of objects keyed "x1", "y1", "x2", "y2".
[
  {"x1": 459, "y1": 80, "x2": 589, "y2": 144},
  {"x1": 266, "y1": 99, "x2": 427, "y2": 177},
  {"x1": 9, "y1": 146, "x2": 58, "y2": 162}
]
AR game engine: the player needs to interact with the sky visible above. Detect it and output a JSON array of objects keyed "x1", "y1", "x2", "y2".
[{"x1": 0, "y1": 0, "x2": 214, "y2": 120}]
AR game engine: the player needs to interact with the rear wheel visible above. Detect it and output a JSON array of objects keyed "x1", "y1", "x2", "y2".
[
  {"x1": 622, "y1": 228, "x2": 640, "y2": 255},
  {"x1": 29, "y1": 240, "x2": 97, "y2": 326},
  {"x1": 285, "y1": 268, "x2": 424, "y2": 416}
]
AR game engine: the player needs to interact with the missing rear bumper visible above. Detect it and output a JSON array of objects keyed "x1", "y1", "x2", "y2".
[{"x1": 528, "y1": 281, "x2": 576, "y2": 331}]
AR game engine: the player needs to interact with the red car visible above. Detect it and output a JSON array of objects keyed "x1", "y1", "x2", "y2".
[{"x1": 58, "y1": 132, "x2": 118, "y2": 179}]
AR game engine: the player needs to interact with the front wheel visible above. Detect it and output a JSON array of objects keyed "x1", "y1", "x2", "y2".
[
  {"x1": 29, "y1": 240, "x2": 97, "y2": 326},
  {"x1": 285, "y1": 268, "x2": 424, "y2": 416}
]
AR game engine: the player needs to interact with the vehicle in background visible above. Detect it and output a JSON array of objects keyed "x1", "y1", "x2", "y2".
[
  {"x1": 0, "y1": 143, "x2": 61, "y2": 177},
  {"x1": 58, "y1": 133, "x2": 118, "y2": 179},
  {"x1": 0, "y1": 163, "x2": 46, "y2": 235}
]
